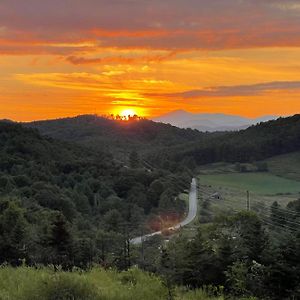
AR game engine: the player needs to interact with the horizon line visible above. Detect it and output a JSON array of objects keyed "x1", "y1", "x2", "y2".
[{"x1": 1, "y1": 110, "x2": 291, "y2": 124}]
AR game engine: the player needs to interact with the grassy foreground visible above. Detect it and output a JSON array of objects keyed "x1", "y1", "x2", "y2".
[{"x1": 0, "y1": 266, "x2": 224, "y2": 300}]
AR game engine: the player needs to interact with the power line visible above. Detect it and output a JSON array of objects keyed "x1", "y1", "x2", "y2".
[
  {"x1": 199, "y1": 184, "x2": 300, "y2": 214},
  {"x1": 263, "y1": 214, "x2": 300, "y2": 228},
  {"x1": 198, "y1": 197, "x2": 298, "y2": 232},
  {"x1": 200, "y1": 186, "x2": 300, "y2": 218},
  {"x1": 207, "y1": 197, "x2": 300, "y2": 231},
  {"x1": 258, "y1": 216, "x2": 298, "y2": 232},
  {"x1": 217, "y1": 202, "x2": 300, "y2": 228},
  {"x1": 265, "y1": 205, "x2": 300, "y2": 217}
]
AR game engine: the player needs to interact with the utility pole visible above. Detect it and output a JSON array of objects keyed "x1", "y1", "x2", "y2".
[
  {"x1": 126, "y1": 223, "x2": 131, "y2": 269},
  {"x1": 126, "y1": 236, "x2": 131, "y2": 268},
  {"x1": 246, "y1": 190, "x2": 250, "y2": 211},
  {"x1": 140, "y1": 226, "x2": 145, "y2": 269},
  {"x1": 122, "y1": 223, "x2": 131, "y2": 270}
]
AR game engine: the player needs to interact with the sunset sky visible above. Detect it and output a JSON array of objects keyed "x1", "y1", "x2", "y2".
[{"x1": 1, "y1": 0, "x2": 300, "y2": 121}]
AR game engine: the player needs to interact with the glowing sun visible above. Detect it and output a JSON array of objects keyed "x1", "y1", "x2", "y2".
[
  {"x1": 112, "y1": 107, "x2": 144, "y2": 120},
  {"x1": 120, "y1": 109, "x2": 136, "y2": 118}
]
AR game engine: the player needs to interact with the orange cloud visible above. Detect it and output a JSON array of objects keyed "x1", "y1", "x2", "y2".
[
  {"x1": 90, "y1": 28, "x2": 171, "y2": 38},
  {"x1": 65, "y1": 51, "x2": 178, "y2": 65},
  {"x1": 156, "y1": 81, "x2": 300, "y2": 98},
  {"x1": 2, "y1": 0, "x2": 300, "y2": 121}
]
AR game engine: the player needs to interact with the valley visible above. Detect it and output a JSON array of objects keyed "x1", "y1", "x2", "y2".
[
  {"x1": 0, "y1": 114, "x2": 299, "y2": 299},
  {"x1": 2, "y1": 1, "x2": 300, "y2": 298}
]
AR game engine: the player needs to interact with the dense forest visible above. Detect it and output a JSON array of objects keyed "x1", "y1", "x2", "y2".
[{"x1": 0, "y1": 121, "x2": 191, "y2": 269}]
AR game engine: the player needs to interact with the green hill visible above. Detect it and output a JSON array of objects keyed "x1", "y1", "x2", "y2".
[
  {"x1": 26, "y1": 115, "x2": 204, "y2": 161},
  {"x1": 25, "y1": 114, "x2": 300, "y2": 175}
]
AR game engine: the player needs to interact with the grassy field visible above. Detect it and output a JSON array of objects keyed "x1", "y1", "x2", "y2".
[
  {"x1": 198, "y1": 151, "x2": 300, "y2": 182},
  {"x1": 200, "y1": 173, "x2": 300, "y2": 195},
  {"x1": 199, "y1": 183, "x2": 297, "y2": 211},
  {"x1": 194, "y1": 152, "x2": 300, "y2": 220},
  {"x1": 198, "y1": 171, "x2": 300, "y2": 216},
  {"x1": 266, "y1": 151, "x2": 300, "y2": 181},
  {"x1": 0, "y1": 266, "x2": 224, "y2": 300}
]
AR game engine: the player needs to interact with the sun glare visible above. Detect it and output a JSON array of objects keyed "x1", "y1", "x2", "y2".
[
  {"x1": 120, "y1": 109, "x2": 136, "y2": 118},
  {"x1": 110, "y1": 107, "x2": 145, "y2": 121}
]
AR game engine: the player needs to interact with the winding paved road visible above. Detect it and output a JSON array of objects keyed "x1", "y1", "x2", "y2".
[{"x1": 130, "y1": 178, "x2": 198, "y2": 245}]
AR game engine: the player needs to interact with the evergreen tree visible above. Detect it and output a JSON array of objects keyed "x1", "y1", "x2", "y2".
[
  {"x1": 49, "y1": 214, "x2": 73, "y2": 268},
  {"x1": 160, "y1": 247, "x2": 175, "y2": 300},
  {"x1": 0, "y1": 199, "x2": 28, "y2": 265},
  {"x1": 233, "y1": 212, "x2": 268, "y2": 263}
]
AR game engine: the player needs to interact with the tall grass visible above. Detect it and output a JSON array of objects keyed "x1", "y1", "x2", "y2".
[
  {"x1": 175, "y1": 287, "x2": 224, "y2": 300},
  {"x1": 0, "y1": 266, "x2": 226, "y2": 300}
]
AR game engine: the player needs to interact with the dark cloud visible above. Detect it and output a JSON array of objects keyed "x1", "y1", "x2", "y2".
[
  {"x1": 160, "y1": 81, "x2": 300, "y2": 98},
  {"x1": 1, "y1": 0, "x2": 300, "y2": 53}
]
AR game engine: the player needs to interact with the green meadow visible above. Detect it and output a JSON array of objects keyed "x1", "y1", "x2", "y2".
[{"x1": 200, "y1": 173, "x2": 300, "y2": 195}]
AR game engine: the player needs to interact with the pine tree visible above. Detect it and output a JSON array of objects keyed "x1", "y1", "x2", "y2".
[
  {"x1": 49, "y1": 214, "x2": 72, "y2": 268},
  {"x1": 0, "y1": 199, "x2": 28, "y2": 265}
]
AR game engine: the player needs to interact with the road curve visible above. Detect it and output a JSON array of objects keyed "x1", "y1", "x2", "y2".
[{"x1": 130, "y1": 178, "x2": 198, "y2": 245}]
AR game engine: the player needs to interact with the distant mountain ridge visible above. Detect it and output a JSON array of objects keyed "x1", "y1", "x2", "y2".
[
  {"x1": 24, "y1": 114, "x2": 205, "y2": 161},
  {"x1": 153, "y1": 110, "x2": 277, "y2": 131},
  {"x1": 148, "y1": 114, "x2": 300, "y2": 168},
  {"x1": 18, "y1": 113, "x2": 300, "y2": 168}
]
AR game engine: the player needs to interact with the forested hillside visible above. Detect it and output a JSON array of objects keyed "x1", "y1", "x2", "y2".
[
  {"x1": 148, "y1": 114, "x2": 300, "y2": 169},
  {"x1": 26, "y1": 115, "x2": 204, "y2": 162},
  {"x1": 26, "y1": 114, "x2": 300, "y2": 171},
  {"x1": 0, "y1": 121, "x2": 191, "y2": 268}
]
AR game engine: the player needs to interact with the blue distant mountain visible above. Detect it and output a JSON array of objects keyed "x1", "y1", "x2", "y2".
[{"x1": 153, "y1": 110, "x2": 277, "y2": 132}]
